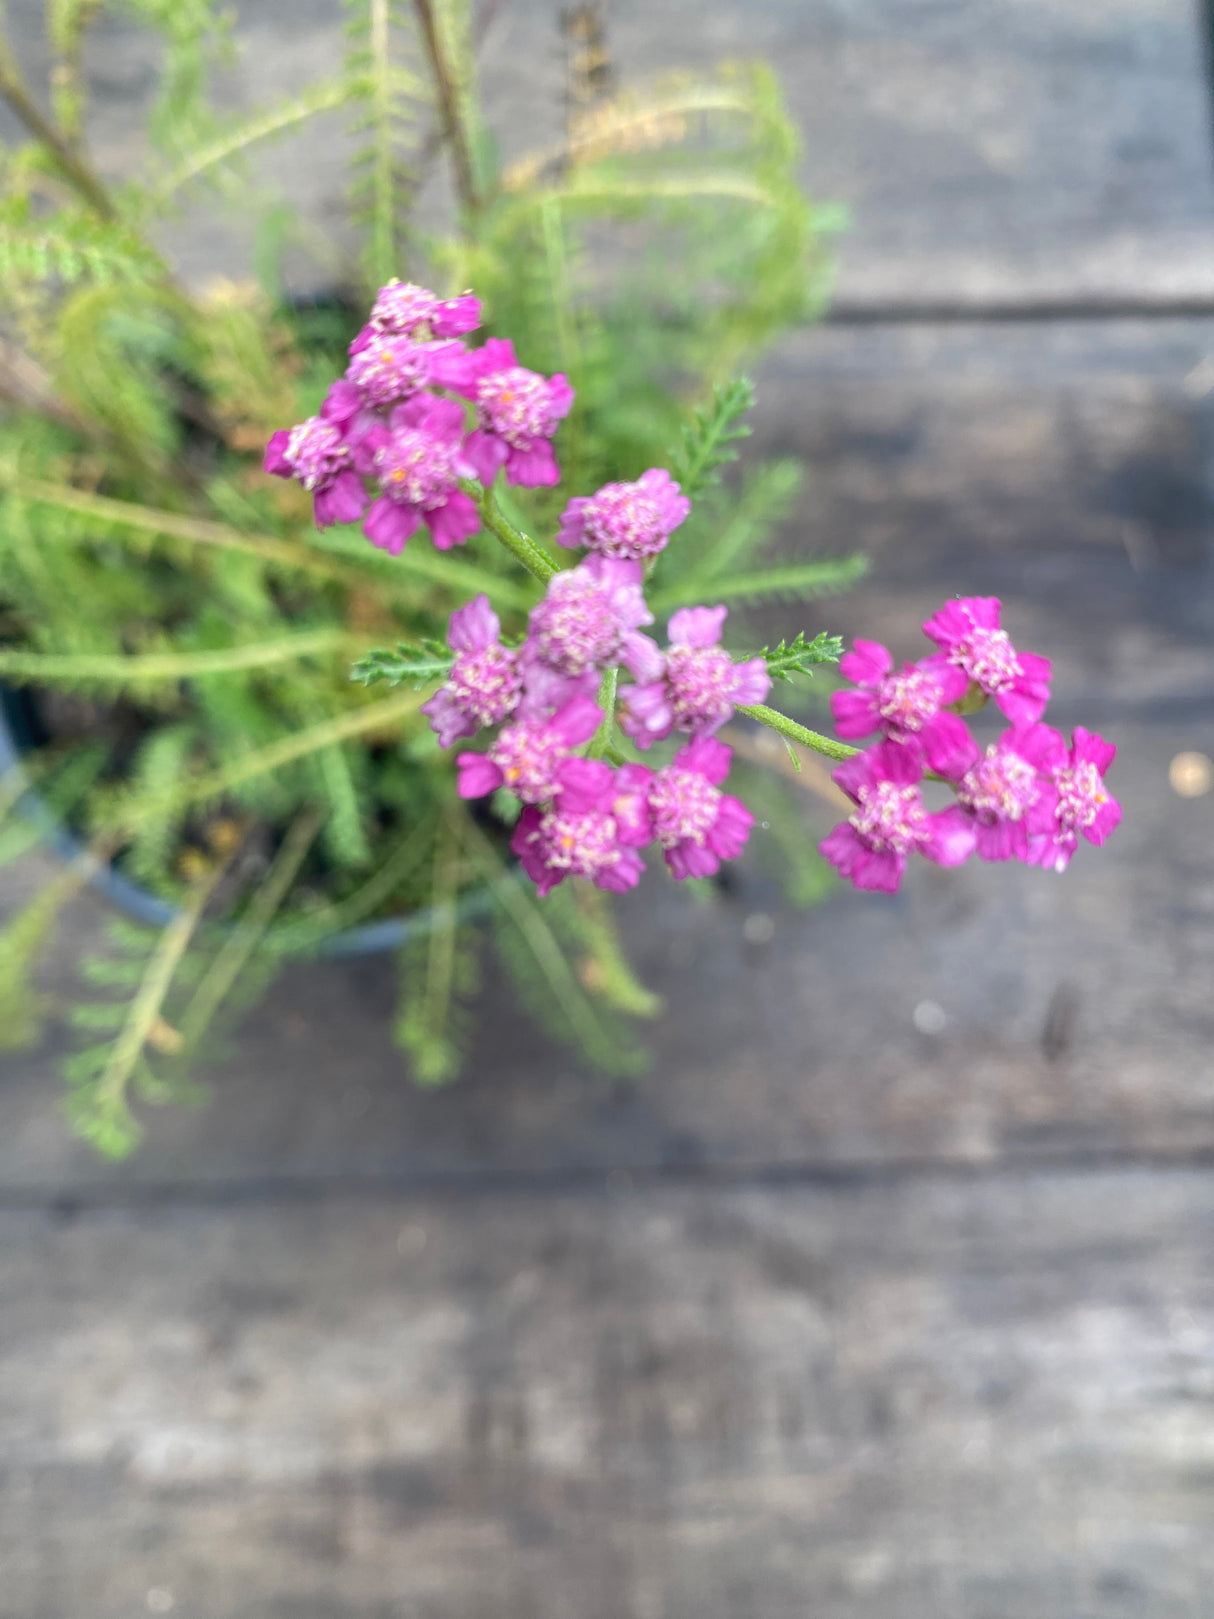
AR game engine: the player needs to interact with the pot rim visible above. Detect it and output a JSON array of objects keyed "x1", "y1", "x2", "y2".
[{"x1": 0, "y1": 692, "x2": 492, "y2": 958}]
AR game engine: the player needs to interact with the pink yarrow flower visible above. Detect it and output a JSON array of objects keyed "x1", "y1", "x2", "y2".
[
  {"x1": 263, "y1": 402, "x2": 369, "y2": 530},
  {"x1": 345, "y1": 333, "x2": 468, "y2": 408},
  {"x1": 421, "y1": 595, "x2": 523, "y2": 748},
  {"x1": 354, "y1": 280, "x2": 481, "y2": 346},
  {"x1": 619, "y1": 605, "x2": 770, "y2": 750},
  {"x1": 1023, "y1": 725, "x2": 1121, "y2": 872},
  {"x1": 831, "y1": 639, "x2": 973, "y2": 777},
  {"x1": 456, "y1": 695, "x2": 603, "y2": 805},
  {"x1": 820, "y1": 740, "x2": 976, "y2": 893},
  {"x1": 557, "y1": 468, "x2": 691, "y2": 560},
  {"x1": 512, "y1": 760, "x2": 654, "y2": 896},
  {"x1": 648, "y1": 736, "x2": 754, "y2": 880},
  {"x1": 921, "y1": 597, "x2": 1051, "y2": 723},
  {"x1": 453, "y1": 338, "x2": 574, "y2": 488},
  {"x1": 526, "y1": 556, "x2": 661, "y2": 684},
  {"x1": 953, "y1": 726, "x2": 1060, "y2": 861},
  {"x1": 363, "y1": 396, "x2": 480, "y2": 554}
]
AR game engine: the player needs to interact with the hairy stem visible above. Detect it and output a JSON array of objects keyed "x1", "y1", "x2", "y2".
[
  {"x1": 412, "y1": 0, "x2": 480, "y2": 220},
  {"x1": 475, "y1": 485, "x2": 559, "y2": 583},
  {"x1": 735, "y1": 702, "x2": 859, "y2": 764}
]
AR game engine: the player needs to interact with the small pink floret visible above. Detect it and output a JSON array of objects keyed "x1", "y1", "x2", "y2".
[{"x1": 557, "y1": 468, "x2": 690, "y2": 559}]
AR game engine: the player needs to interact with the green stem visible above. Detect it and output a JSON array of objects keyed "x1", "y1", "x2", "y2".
[
  {"x1": 571, "y1": 882, "x2": 663, "y2": 1019},
  {"x1": 589, "y1": 664, "x2": 618, "y2": 758},
  {"x1": 475, "y1": 485, "x2": 559, "y2": 583},
  {"x1": 413, "y1": 0, "x2": 481, "y2": 221},
  {"x1": 735, "y1": 703, "x2": 859, "y2": 764},
  {"x1": 0, "y1": 32, "x2": 117, "y2": 219}
]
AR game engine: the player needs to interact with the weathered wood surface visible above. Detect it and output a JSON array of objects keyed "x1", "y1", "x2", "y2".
[
  {"x1": 4, "y1": 1168, "x2": 1214, "y2": 1619},
  {"x1": 3, "y1": 0, "x2": 1214, "y2": 1611},
  {"x1": 2, "y1": 318, "x2": 1210, "y2": 1190},
  {"x1": 3, "y1": 0, "x2": 1214, "y2": 309}
]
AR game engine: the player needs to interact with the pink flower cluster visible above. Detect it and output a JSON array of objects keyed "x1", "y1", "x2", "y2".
[
  {"x1": 263, "y1": 280, "x2": 574, "y2": 551},
  {"x1": 417, "y1": 459, "x2": 769, "y2": 895},
  {"x1": 821, "y1": 598, "x2": 1121, "y2": 892}
]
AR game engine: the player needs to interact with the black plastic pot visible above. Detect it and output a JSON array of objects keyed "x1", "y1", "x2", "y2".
[{"x1": 0, "y1": 689, "x2": 491, "y2": 957}]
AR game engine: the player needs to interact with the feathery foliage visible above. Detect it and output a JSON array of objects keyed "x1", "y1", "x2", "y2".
[{"x1": 0, "y1": 0, "x2": 855, "y2": 1151}]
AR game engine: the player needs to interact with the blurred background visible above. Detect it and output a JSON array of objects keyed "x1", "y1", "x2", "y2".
[{"x1": 3, "y1": 0, "x2": 1214, "y2": 1614}]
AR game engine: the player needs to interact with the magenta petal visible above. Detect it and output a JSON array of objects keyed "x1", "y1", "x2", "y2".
[
  {"x1": 556, "y1": 497, "x2": 589, "y2": 551},
  {"x1": 730, "y1": 657, "x2": 771, "y2": 708},
  {"x1": 820, "y1": 824, "x2": 903, "y2": 892},
  {"x1": 1073, "y1": 726, "x2": 1116, "y2": 776},
  {"x1": 622, "y1": 632, "x2": 664, "y2": 684},
  {"x1": 314, "y1": 469, "x2": 369, "y2": 529},
  {"x1": 1085, "y1": 795, "x2": 1122, "y2": 846},
  {"x1": 830, "y1": 689, "x2": 882, "y2": 740},
  {"x1": 363, "y1": 496, "x2": 420, "y2": 554},
  {"x1": 666, "y1": 840, "x2": 719, "y2": 880},
  {"x1": 619, "y1": 683, "x2": 674, "y2": 749},
  {"x1": 463, "y1": 429, "x2": 509, "y2": 485},
  {"x1": 456, "y1": 753, "x2": 502, "y2": 799},
  {"x1": 321, "y1": 378, "x2": 364, "y2": 424},
  {"x1": 263, "y1": 430, "x2": 292, "y2": 476},
  {"x1": 707, "y1": 794, "x2": 754, "y2": 861},
  {"x1": 675, "y1": 736, "x2": 732, "y2": 786},
  {"x1": 550, "y1": 695, "x2": 604, "y2": 747},
  {"x1": 595, "y1": 848, "x2": 645, "y2": 894},
  {"x1": 921, "y1": 711, "x2": 975, "y2": 779},
  {"x1": 921, "y1": 806, "x2": 976, "y2": 867},
  {"x1": 556, "y1": 756, "x2": 613, "y2": 812},
  {"x1": 449, "y1": 594, "x2": 499, "y2": 654},
  {"x1": 506, "y1": 442, "x2": 560, "y2": 487},
  {"x1": 1011, "y1": 721, "x2": 1067, "y2": 772},
  {"x1": 426, "y1": 491, "x2": 479, "y2": 550},
  {"x1": 421, "y1": 688, "x2": 470, "y2": 749},
  {"x1": 870, "y1": 738, "x2": 923, "y2": 787},
  {"x1": 434, "y1": 294, "x2": 482, "y2": 337},
  {"x1": 669, "y1": 605, "x2": 727, "y2": 649},
  {"x1": 840, "y1": 640, "x2": 892, "y2": 687},
  {"x1": 974, "y1": 817, "x2": 1027, "y2": 863}
]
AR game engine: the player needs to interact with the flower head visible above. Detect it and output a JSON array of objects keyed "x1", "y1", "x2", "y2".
[
  {"x1": 557, "y1": 468, "x2": 690, "y2": 560},
  {"x1": 361, "y1": 280, "x2": 481, "y2": 341},
  {"x1": 953, "y1": 726, "x2": 1059, "y2": 861},
  {"x1": 456, "y1": 695, "x2": 602, "y2": 804},
  {"x1": 511, "y1": 760, "x2": 654, "y2": 896},
  {"x1": 526, "y1": 556, "x2": 659, "y2": 682},
  {"x1": 1023, "y1": 725, "x2": 1121, "y2": 872},
  {"x1": 263, "y1": 408, "x2": 368, "y2": 530},
  {"x1": 648, "y1": 736, "x2": 754, "y2": 880},
  {"x1": 345, "y1": 333, "x2": 467, "y2": 408},
  {"x1": 619, "y1": 605, "x2": 770, "y2": 749},
  {"x1": 453, "y1": 338, "x2": 574, "y2": 488},
  {"x1": 831, "y1": 639, "x2": 972, "y2": 776},
  {"x1": 421, "y1": 595, "x2": 523, "y2": 748},
  {"x1": 921, "y1": 597, "x2": 1051, "y2": 723},
  {"x1": 363, "y1": 396, "x2": 479, "y2": 554},
  {"x1": 820, "y1": 741, "x2": 975, "y2": 893}
]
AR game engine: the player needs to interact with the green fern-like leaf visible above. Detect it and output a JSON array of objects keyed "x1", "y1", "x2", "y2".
[
  {"x1": 668, "y1": 377, "x2": 754, "y2": 503},
  {"x1": 653, "y1": 554, "x2": 868, "y2": 612},
  {"x1": 351, "y1": 639, "x2": 453, "y2": 689},
  {"x1": 758, "y1": 630, "x2": 844, "y2": 683}
]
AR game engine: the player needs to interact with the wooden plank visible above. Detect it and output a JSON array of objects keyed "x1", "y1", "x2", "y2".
[
  {"x1": 3, "y1": 2, "x2": 1214, "y2": 307},
  {"x1": 2, "y1": 1168, "x2": 1213, "y2": 1616}
]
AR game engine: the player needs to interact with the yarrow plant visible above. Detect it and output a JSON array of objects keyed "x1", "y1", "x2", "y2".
[
  {"x1": 0, "y1": 0, "x2": 1114, "y2": 1157},
  {"x1": 331, "y1": 282, "x2": 1119, "y2": 908}
]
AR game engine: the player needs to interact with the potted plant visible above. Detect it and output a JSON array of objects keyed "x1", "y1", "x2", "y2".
[{"x1": 0, "y1": 0, "x2": 864, "y2": 1153}]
